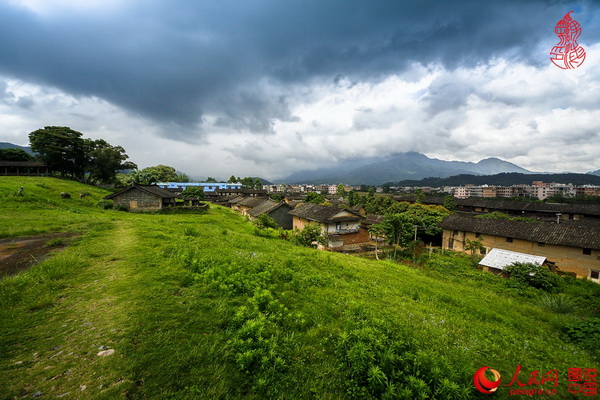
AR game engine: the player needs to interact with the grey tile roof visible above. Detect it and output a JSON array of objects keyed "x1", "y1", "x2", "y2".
[
  {"x1": 289, "y1": 203, "x2": 362, "y2": 223},
  {"x1": 248, "y1": 200, "x2": 290, "y2": 217},
  {"x1": 104, "y1": 184, "x2": 176, "y2": 199},
  {"x1": 440, "y1": 214, "x2": 600, "y2": 250},
  {"x1": 237, "y1": 197, "x2": 269, "y2": 208}
]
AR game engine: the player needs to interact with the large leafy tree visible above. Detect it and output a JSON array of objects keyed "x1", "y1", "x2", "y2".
[
  {"x1": 84, "y1": 139, "x2": 137, "y2": 184},
  {"x1": 0, "y1": 148, "x2": 34, "y2": 161},
  {"x1": 29, "y1": 126, "x2": 87, "y2": 179},
  {"x1": 143, "y1": 165, "x2": 178, "y2": 182}
]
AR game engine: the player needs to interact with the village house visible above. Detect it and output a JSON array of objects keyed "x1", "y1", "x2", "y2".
[
  {"x1": 232, "y1": 197, "x2": 270, "y2": 216},
  {"x1": 439, "y1": 214, "x2": 600, "y2": 282},
  {"x1": 289, "y1": 203, "x2": 369, "y2": 249},
  {"x1": 0, "y1": 161, "x2": 49, "y2": 176},
  {"x1": 247, "y1": 200, "x2": 293, "y2": 229},
  {"x1": 104, "y1": 184, "x2": 177, "y2": 211}
]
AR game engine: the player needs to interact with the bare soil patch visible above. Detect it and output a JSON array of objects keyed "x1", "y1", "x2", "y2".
[{"x1": 0, "y1": 233, "x2": 80, "y2": 278}]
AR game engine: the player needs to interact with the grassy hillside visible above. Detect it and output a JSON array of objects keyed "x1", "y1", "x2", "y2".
[{"x1": 0, "y1": 177, "x2": 598, "y2": 399}]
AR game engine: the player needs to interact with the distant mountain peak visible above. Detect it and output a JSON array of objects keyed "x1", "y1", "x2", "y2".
[{"x1": 279, "y1": 152, "x2": 532, "y2": 185}]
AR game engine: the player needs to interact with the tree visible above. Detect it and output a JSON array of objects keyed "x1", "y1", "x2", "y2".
[
  {"x1": 414, "y1": 188, "x2": 425, "y2": 204},
  {"x1": 336, "y1": 184, "x2": 346, "y2": 197},
  {"x1": 382, "y1": 184, "x2": 391, "y2": 193},
  {"x1": 181, "y1": 186, "x2": 204, "y2": 200},
  {"x1": 127, "y1": 169, "x2": 159, "y2": 185},
  {"x1": 443, "y1": 195, "x2": 457, "y2": 211},
  {"x1": 143, "y1": 165, "x2": 178, "y2": 182},
  {"x1": 379, "y1": 214, "x2": 414, "y2": 259},
  {"x1": 403, "y1": 203, "x2": 451, "y2": 236},
  {"x1": 205, "y1": 177, "x2": 218, "y2": 183},
  {"x1": 175, "y1": 173, "x2": 190, "y2": 182},
  {"x1": 254, "y1": 214, "x2": 279, "y2": 229},
  {"x1": 0, "y1": 148, "x2": 34, "y2": 161},
  {"x1": 228, "y1": 175, "x2": 237, "y2": 183},
  {"x1": 305, "y1": 192, "x2": 325, "y2": 204},
  {"x1": 29, "y1": 126, "x2": 87, "y2": 180},
  {"x1": 291, "y1": 223, "x2": 328, "y2": 248},
  {"x1": 465, "y1": 238, "x2": 485, "y2": 266},
  {"x1": 368, "y1": 224, "x2": 386, "y2": 260},
  {"x1": 84, "y1": 139, "x2": 136, "y2": 184},
  {"x1": 254, "y1": 178, "x2": 263, "y2": 190},
  {"x1": 505, "y1": 263, "x2": 559, "y2": 291},
  {"x1": 347, "y1": 190, "x2": 359, "y2": 207}
]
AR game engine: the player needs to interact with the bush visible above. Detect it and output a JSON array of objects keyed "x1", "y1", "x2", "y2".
[
  {"x1": 291, "y1": 223, "x2": 328, "y2": 248},
  {"x1": 504, "y1": 263, "x2": 559, "y2": 291},
  {"x1": 96, "y1": 199, "x2": 113, "y2": 209},
  {"x1": 253, "y1": 214, "x2": 279, "y2": 229},
  {"x1": 535, "y1": 293, "x2": 576, "y2": 314}
]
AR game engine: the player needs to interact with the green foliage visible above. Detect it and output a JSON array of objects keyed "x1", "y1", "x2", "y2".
[
  {"x1": 29, "y1": 126, "x2": 87, "y2": 180},
  {"x1": 476, "y1": 211, "x2": 538, "y2": 223},
  {"x1": 1, "y1": 178, "x2": 599, "y2": 399},
  {"x1": 0, "y1": 148, "x2": 34, "y2": 161},
  {"x1": 562, "y1": 318, "x2": 600, "y2": 356},
  {"x1": 336, "y1": 184, "x2": 347, "y2": 197},
  {"x1": 181, "y1": 186, "x2": 205, "y2": 200},
  {"x1": 291, "y1": 223, "x2": 328, "y2": 248},
  {"x1": 414, "y1": 188, "x2": 425, "y2": 204},
  {"x1": 142, "y1": 164, "x2": 178, "y2": 182},
  {"x1": 97, "y1": 199, "x2": 114, "y2": 209},
  {"x1": 504, "y1": 262, "x2": 559, "y2": 291},
  {"x1": 443, "y1": 195, "x2": 457, "y2": 211},
  {"x1": 28, "y1": 127, "x2": 134, "y2": 184},
  {"x1": 347, "y1": 190, "x2": 359, "y2": 207},
  {"x1": 535, "y1": 293, "x2": 576, "y2": 314},
  {"x1": 304, "y1": 191, "x2": 326, "y2": 204},
  {"x1": 253, "y1": 214, "x2": 279, "y2": 229},
  {"x1": 84, "y1": 138, "x2": 136, "y2": 184}
]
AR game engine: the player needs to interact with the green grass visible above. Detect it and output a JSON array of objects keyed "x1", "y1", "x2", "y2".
[{"x1": 0, "y1": 176, "x2": 598, "y2": 399}]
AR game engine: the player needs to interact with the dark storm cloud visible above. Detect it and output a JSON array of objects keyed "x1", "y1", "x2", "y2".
[{"x1": 0, "y1": 0, "x2": 595, "y2": 137}]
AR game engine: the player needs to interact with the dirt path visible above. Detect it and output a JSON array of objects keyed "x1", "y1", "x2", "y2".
[{"x1": 0, "y1": 232, "x2": 80, "y2": 278}]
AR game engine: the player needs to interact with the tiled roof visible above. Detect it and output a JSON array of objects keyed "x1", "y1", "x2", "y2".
[
  {"x1": 237, "y1": 197, "x2": 269, "y2": 208},
  {"x1": 289, "y1": 203, "x2": 361, "y2": 223},
  {"x1": 248, "y1": 200, "x2": 290, "y2": 217},
  {"x1": 0, "y1": 161, "x2": 47, "y2": 167},
  {"x1": 479, "y1": 248, "x2": 546, "y2": 270},
  {"x1": 440, "y1": 214, "x2": 600, "y2": 250},
  {"x1": 104, "y1": 184, "x2": 176, "y2": 199},
  {"x1": 362, "y1": 214, "x2": 385, "y2": 226}
]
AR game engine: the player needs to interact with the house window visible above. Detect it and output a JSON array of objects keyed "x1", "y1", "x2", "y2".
[
  {"x1": 480, "y1": 248, "x2": 487, "y2": 255},
  {"x1": 583, "y1": 248, "x2": 592, "y2": 255},
  {"x1": 590, "y1": 270, "x2": 600, "y2": 280},
  {"x1": 448, "y1": 239, "x2": 453, "y2": 250},
  {"x1": 476, "y1": 233, "x2": 483, "y2": 239},
  {"x1": 506, "y1": 237, "x2": 514, "y2": 243},
  {"x1": 537, "y1": 242, "x2": 545, "y2": 247},
  {"x1": 336, "y1": 223, "x2": 342, "y2": 231}
]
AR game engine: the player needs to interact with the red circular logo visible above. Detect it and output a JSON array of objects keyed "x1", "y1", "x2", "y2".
[{"x1": 474, "y1": 366, "x2": 502, "y2": 394}]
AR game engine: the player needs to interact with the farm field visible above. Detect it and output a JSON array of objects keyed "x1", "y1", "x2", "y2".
[{"x1": 0, "y1": 177, "x2": 598, "y2": 399}]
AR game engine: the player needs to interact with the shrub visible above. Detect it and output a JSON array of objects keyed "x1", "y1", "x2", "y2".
[
  {"x1": 535, "y1": 293, "x2": 576, "y2": 314},
  {"x1": 291, "y1": 223, "x2": 328, "y2": 248},
  {"x1": 253, "y1": 214, "x2": 279, "y2": 229},
  {"x1": 504, "y1": 262, "x2": 559, "y2": 291},
  {"x1": 96, "y1": 199, "x2": 113, "y2": 209}
]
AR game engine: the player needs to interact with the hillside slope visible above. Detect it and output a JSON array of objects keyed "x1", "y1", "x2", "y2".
[{"x1": 0, "y1": 177, "x2": 597, "y2": 399}]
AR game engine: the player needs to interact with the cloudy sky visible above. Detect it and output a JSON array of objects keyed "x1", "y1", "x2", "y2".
[{"x1": 1, "y1": 0, "x2": 599, "y2": 179}]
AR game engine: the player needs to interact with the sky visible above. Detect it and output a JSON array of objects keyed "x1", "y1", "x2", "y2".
[{"x1": 1, "y1": 0, "x2": 599, "y2": 180}]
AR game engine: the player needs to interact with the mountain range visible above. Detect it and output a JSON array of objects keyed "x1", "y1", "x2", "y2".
[
  {"x1": 277, "y1": 152, "x2": 533, "y2": 185},
  {"x1": 0, "y1": 142, "x2": 33, "y2": 154}
]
